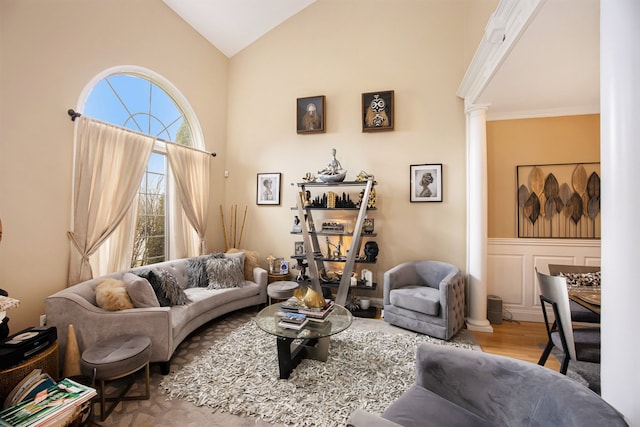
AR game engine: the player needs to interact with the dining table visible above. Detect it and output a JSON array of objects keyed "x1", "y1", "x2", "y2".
[{"x1": 568, "y1": 286, "x2": 601, "y2": 314}]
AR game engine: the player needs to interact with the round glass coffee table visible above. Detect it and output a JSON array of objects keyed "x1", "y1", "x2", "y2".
[{"x1": 255, "y1": 302, "x2": 352, "y2": 379}]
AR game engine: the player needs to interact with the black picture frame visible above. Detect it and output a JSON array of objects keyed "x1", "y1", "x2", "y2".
[
  {"x1": 256, "y1": 172, "x2": 281, "y2": 205},
  {"x1": 410, "y1": 164, "x2": 443, "y2": 202},
  {"x1": 362, "y1": 90, "x2": 394, "y2": 132},
  {"x1": 296, "y1": 95, "x2": 325, "y2": 134}
]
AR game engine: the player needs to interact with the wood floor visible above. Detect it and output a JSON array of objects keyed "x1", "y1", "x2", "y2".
[{"x1": 470, "y1": 319, "x2": 561, "y2": 371}]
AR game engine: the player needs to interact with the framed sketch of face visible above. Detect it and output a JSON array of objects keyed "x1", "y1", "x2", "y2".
[
  {"x1": 410, "y1": 164, "x2": 442, "y2": 202},
  {"x1": 257, "y1": 172, "x2": 281, "y2": 205}
]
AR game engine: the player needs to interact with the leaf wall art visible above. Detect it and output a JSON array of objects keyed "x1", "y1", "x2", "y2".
[{"x1": 516, "y1": 163, "x2": 600, "y2": 238}]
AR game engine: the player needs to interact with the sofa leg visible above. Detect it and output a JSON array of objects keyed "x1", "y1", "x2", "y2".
[{"x1": 159, "y1": 361, "x2": 170, "y2": 375}]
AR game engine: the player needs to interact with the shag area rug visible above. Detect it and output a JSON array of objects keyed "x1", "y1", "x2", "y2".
[{"x1": 160, "y1": 319, "x2": 478, "y2": 427}]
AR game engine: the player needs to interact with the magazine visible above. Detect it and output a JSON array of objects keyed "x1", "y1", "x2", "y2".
[{"x1": 0, "y1": 378, "x2": 96, "y2": 427}]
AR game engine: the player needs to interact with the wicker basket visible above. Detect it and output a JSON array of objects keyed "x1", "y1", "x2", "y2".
[{"x1": 0, "y1": 342, "x2": 59, "y2": 403}]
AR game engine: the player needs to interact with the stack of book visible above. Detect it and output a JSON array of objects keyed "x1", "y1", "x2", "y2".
[
  {"x1": 279, "y1": 299, "x2": 335, "y2": 324},
  {"x1": 0, "y1": 376, "x2": 96, "y2": 427},
  {"x1": 277, "y1": 312, "x2": 309, "y2": 330}
]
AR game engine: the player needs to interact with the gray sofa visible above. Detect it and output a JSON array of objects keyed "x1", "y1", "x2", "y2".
[
  {"x1": 383, "y1": 260, "x2": 465, "y2": 340},
  {"x1": 348, "y1": 343, "x2": 627, "y2": 427},
  {"x1": 45, "y1": 255, "x2": 267, "y2": 374}
]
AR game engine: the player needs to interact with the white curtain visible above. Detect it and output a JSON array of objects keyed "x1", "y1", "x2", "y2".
[
  {"x1": 166, "y1": 143, "x2": 210, "y2": 255},
  {"x1": 67, "y1": 117, "x2": 154, "y2": 285},
  {"x1": 90, "y1": 196, "x2": 139, "y2": 277}
]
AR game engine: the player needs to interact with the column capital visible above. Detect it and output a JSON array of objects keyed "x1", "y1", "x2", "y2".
[{"x1": 465, "y1": 102, "x2": 490, "y2": 115}]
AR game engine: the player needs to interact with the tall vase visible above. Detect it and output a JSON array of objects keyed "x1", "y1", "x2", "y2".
[{"x1": 63, "y1": 324, "x2": 82, "y2": 378}]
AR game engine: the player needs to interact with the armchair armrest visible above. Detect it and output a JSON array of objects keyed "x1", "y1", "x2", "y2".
[
  {"x1": 347, "y1": 409, "x2": 403, "y2": 427},
  {"x1": 383, "y1": 262, "x2": 418, "y2": 304}
]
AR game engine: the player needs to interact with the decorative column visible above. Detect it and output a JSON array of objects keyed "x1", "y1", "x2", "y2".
[
  {"x1": 465, "y1": 103, "x2": 492, "y2": 332},
  {"x1": 600, "y1": 0, "x2": 640, "y2": 422}
]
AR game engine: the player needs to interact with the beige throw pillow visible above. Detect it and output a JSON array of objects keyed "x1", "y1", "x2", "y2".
[{"x1": 96, "y1": 278, "x2": 134, "y2": 311}]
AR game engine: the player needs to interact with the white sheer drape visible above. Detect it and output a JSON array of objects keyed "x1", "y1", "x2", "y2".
[
  {"x1": 67, "y1": 117, "x2": 154, "y2": 285},
  {"x1": 166, "y1": 143, "x2": 210, "y2": 255},
  {"x1": 90, "y1": 196, "x2": 139, "y2": 277}
]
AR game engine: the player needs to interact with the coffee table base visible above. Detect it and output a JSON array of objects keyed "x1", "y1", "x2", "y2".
[{"x1": 276, "y1": 336, "x2": 329, "y2": 379}]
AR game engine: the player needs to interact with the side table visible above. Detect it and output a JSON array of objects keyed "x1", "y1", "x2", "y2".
[
  {"x1": 268, "y1": 272, "x2": 291, "y2": 284},
  {"x1": 0, "y1": 342, "x2": 59, "y2": 404}
]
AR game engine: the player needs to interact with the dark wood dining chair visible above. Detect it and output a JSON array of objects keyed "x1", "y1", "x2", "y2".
[{"x1": 536, "y1": 269, "x2": 600, "y2": 374}]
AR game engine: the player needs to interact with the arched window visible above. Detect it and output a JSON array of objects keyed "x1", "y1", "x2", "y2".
[{"x1": 81, "y1": 67, "x2": 203, "y2": 267}]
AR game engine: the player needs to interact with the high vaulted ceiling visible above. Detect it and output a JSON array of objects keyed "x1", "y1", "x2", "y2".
[
  {"x1": 163, "y1": 0, "x2": 599, "y2": 120},
  {"x1": 162, "y1": 0, "x2": 316, "y2": 58}
]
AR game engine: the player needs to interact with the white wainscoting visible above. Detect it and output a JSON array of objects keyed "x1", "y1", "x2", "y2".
[{"x1": 488, "y1": 238, "x2": 601, "y2": 322}]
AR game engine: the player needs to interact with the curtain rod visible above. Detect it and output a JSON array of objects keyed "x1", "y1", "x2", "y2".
[{"x1": 67, "y1": 109, "x2": 216, "y2": 157}]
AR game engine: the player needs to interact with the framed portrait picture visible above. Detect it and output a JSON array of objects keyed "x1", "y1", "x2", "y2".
[
  {"x1": 257, "y1": 172, "x2": 281, "y2": 205},
  {"x1": 410, "y1": 164, "x2": 443, "y2": 202},
  {"x1": 294, "y1": 241, "x2": 305, "y2": 256},
  {"x1": 297, "y1": 95, "x2": 325, "y2": 134},
  {"x1": 362, "y1": 90, "x2": 394, "y2": 132}
]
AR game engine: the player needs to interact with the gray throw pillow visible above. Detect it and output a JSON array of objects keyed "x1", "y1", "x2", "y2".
[
  {"x1": 186, "y1": 255, "x2": 214, "y2": 288},
  {"x1": 136, "y1": 269, "x2": 191, "y2": 306},
  {"x1": 123, "y1": 272, "x2": 160, "y2": 308},
  {"x1": 206, "y1": 256, "x2": 245, "y2": 289}
]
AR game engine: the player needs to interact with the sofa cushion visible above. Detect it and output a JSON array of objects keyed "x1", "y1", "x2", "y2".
[
  {"x1": 206, "y1": 256, "x2": 245, "y2": 289},
  {"x1": 123, "y1": 272, "x2": 160, "y2": 308},
  {"x1": 226, "y1": 248, "x2": 260, "y2": 281},
  {"x1": 137, "y1": 269, "x2": 190, "y2": 306},
  {"x1": 382, "y1": 384, "x2": 491, "y2": 427},
  {"x1": 95, "y1": 278, "x2": 134, "y2": 311},
  {"x1": 559, "y1": 271, "x2": 601, "y2": 287},
  {"x1": 389, "y1": 286, "x2": 440, "y2": 316},
  {"x1": 186, "y1": 255, "x2": 211, "y2": 288}
]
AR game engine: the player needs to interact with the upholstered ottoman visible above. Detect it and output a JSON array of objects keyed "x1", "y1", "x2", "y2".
[
  {"x1": 267, "y1": 281, "x2": 300, "y2": 304},
  {"x1": 81, "y1": 334, "x2": 151, "y2": 421}
]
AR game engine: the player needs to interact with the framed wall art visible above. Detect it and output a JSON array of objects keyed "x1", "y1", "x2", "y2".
[
  {"x1": 296, "y1": 95, "x2": 325, "y2": 134},
  {"x1": 294, "y1": 241, "x2": 305, "y2": 256},
  {"x1": 256, "y1": 172, "x2": 281, "y2": 205},
  {"x1": 516, "y1": 162, "x2": 600, "y2": 239},
  {"x1": 410, "y1": 164, "x2": 442, "y2": 202},
  {"x1": 362, "y1": 90, "x2": 394, "y2": 132}
]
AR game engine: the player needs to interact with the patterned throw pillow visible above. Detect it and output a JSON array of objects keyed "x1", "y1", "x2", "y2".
[
  {"x1": 186, "y1": 256, "x2": 211, "y2": 288},
  {"x1": 559, "y1": 272, "x2": 601, "y2": 287},
  {"x1": 206, "y1": 256, "x2": 245, "y2": 290}
]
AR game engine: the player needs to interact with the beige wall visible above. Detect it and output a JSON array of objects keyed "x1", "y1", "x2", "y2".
[
  {"x1": 0, "y1": 0, "x2": 228, "y2": 332},
  {"x1": 487, "y1": 114, "x2": 600, "y2": 237},
  {"x1": 225, "y1": 0, "x2": 495, "y2": 300},
  {"x1": 0, "y1": 0, "x2": 497, "y2": 330}
]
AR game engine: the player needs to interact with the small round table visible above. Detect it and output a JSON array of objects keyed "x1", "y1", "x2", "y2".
[
  {"x1": 267, "y1": 280, "x2": 300, "y2": 304},
  {"x1": 255, "y1": 303, "x2": 352, "y2": 379}
]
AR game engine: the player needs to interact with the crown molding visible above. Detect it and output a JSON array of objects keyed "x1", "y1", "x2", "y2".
[{"x1": 457, "y1": 0, "x2": 546, "y2": 104}]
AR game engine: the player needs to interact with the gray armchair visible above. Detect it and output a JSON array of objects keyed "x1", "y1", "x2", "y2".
[
  {"x1": 383, "y1": 260, "x2": 465, "y2": 340},
  {"x1": 347, "y1": 343, "x2": 627, "y2": 427}
]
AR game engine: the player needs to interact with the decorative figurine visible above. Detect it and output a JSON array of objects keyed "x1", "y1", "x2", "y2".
[
  {"x1": 356, "y1": 170, "x2": 373, "y2": 182},
  {"x1": 292, "y1": 215, "x2": 302, "y2": 232},
  {"x1": 267, "y1": 254, "x2": 276, "y2": 274},
  {"x1": 302, "y1": 172, "x2": 316, "y2": 182},
  {"x1": 317, "y1": 148, "x2": 347, "y2": 182},
  {"x1": 364, "y1": 241, "x2": 379, "y2": 262}
]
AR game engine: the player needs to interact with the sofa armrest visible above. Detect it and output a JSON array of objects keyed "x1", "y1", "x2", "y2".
[
  {"x1": 45, "y1": 293, "x2": 172, "y2": 365},
  {"x1": 347, "y1": 409, "x2": 403, "y2": 427},
  {"x1": 383, "y1": 262, "x2": 418, "y2": 305}
]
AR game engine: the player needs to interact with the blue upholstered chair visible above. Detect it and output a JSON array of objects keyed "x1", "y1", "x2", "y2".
[{"x1": 383, "y1": 260, "x2": 465, "y2": 340}]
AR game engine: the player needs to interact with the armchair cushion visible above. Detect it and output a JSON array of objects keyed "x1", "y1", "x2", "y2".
[{"x1": 389, "y1": 286, "x2": 440, "y2": 316}]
